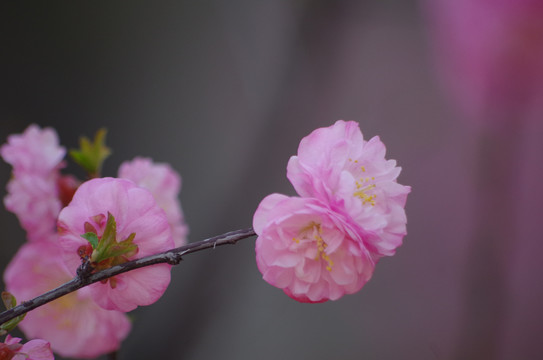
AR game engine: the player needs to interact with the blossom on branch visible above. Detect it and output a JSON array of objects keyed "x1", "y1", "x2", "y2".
[
  {"x1": 119, "y1": 157, "x2": 188, "y2": 247},
  {"x1": 58, "y1": 177, "x2": 174, "y2": 312},
  {"x1": 4, "y1": 242, "x2": 131, "y2": 359},
  {"x1": 0, "y1": 335, "x2": 54, "y2": 360},
  {"x1": 287, "y1": 120, "x2": 410, "y2": 257},
  {"x1": 254, "y1": 194, "x2": 374, "y2": 303},
  {"x1": 254, "y1": 120, "x2": 409, "y2": 302},
  {"x1": 1, "y1": 125, "x2": 66, "y2": 242}
]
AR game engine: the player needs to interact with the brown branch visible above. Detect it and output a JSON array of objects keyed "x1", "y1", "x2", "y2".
[{"x1": 0, "y1": 227, "x2": 256, "y2": 326}]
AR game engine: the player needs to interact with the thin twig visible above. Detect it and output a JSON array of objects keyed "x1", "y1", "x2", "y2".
[{"x1": 0, "y1": 227, "x2": 256, "y2": 326}]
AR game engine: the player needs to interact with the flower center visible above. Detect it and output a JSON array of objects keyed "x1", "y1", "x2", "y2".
[
  {"x1": 348, "y1": 158, "x2": 377, "y2": 206},
  {"x1": 79, "y1": 212, "x2": 138, "y2": 289},
  {"x1": 292, "y1": 222, "x2": 334, "y2": 271}
]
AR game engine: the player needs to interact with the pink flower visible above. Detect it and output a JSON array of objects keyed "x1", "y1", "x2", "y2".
[
  {"x1": 118, "y1": 157, "x2": 188, "y2": 247},
  {"x1": 287, "y1": 120, "x2": 410, "y2": 257},
  {"x1": 58, "y1": 177, "x2": 174, "y2": 312},
  {"x1": 423, "y1": 0, "x2": 543, "y2": 123},
  {"x1": 0, "y1": 124, "x2": 65, "y2": 176},
  {"x1": 253, "y1": 194, "x2": 375, "y2": 303},
  {"x1": 1, "y1": 125, "x2": 66, "y2": 242},
  {"x1": 1, "y1": 335, "x2": 54, "y2": 360},
  {"x1": 4, "y1": 241, "x2": 131, "y2": 359},
  {"x1": 4, "y1": 175, "x2": 62, "y2": 242}
]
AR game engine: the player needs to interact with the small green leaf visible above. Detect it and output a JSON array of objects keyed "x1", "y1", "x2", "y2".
[
  {"x1": 1, "y1": 292, "x2": 26, "y2": 335},
  {"x1": 81, "y1": 232, "x2": 100, "y2": 249},
  {"x1": 69, "y1": 128, "x2": 111, "y2": 177},
  {"x1": 0, "y1": 313, "x2": 26, "y2": 335},
  {"x1": 1, "y1": 291, "x2": 16, "y2": 310}
]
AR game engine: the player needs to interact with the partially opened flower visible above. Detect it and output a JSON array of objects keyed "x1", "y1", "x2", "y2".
[
  {"x1": 119, "y1": 157, "x2": 188, "y2": 247},
  {"x1": 254, "y1": 194, "x2": 375, "y2": 303},
  {"x1": 1, "y1": 125, "x2": 66, "y2": 242},
  {"x1": 58, "y1": 177, "x2": 174, "y2": 312},
  {"x1": 4, "y1": 241, "x2": 131, "y2": 359},
  {"x1": 0, "y1": 335, "x2": 54, "y2": 360},
  {"x1": 287, "y1": 120, "x2": 410, "y2": 257}
]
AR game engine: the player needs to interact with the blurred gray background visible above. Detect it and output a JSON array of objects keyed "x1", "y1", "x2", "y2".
[{"x1": 1, "y1": 1, "x2": 542, "y2": 359}]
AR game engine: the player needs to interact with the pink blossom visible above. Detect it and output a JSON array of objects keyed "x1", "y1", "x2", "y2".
[
  {"x1": 118, "y1": 157, "x2": 188, "y2": 247},
  {"x1": 423, "y1": 0, "x2": 543, "y2": 123},
  {"x1": 0, "y1": 124, "x2": 65, "y2": 175},
  {"x1": 4, "y1": 174, "x2": 62, "y2": 242},
  {"x1": 287, "y1": 120, "x2": 410, "y2": 257},
  {"x1": 253, "y1": 194, "x2": 375, "y2": 303},
  {"x1": 4, "y1": 241, "x2": 131, "y2": 359},
  {"x1": 1, "y1": 335, "x2": 54, "y2": 360},
  {"x1": 58, "y1": 177, "x2": 174, "y2": 312},
  {"x1": 1, "y1": 125, "x2": 66, "y2": 242}
]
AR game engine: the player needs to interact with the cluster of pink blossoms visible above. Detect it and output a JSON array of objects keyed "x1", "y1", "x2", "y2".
[
  {"x1": 1, "y1": 125, "x2": 188, "y2": 358},
  {"x1": 254, "y1": 120, "x2": 410, "y2": 303}
]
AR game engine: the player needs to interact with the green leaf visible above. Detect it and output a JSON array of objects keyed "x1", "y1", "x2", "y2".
[
  {"x1": 81, "y1": 232, "x2": 100, "y2": 249},
  {"x1": 69, "y1": 128, "x2": 111, "y2": 177},
  {"x1": 1, "y1": 291, "x2": 16, "y2": 310},
  {"x1": 0, "y1": 313, "x2": 26, "y2": 335},
  {"x1": 1, "y1": 292, "x2": 26, "y2": 335}
]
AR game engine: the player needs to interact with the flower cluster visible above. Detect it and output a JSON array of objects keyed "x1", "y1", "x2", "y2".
[
  {"x1": 253, "y1": 120, "x2": 410, "y2": 303},
  {"x1": 1, "y1": 125, "x2": 188, "y2": 358},
  {"x1": 1, "y1": 125, "x2": 66, "y2": 242}
]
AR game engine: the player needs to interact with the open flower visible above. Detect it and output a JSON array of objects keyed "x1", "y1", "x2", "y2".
[
  {"x1": 119, "y1": 157, "x2": 188, "y2": 247},
  {"x1": 254, "y1": 194, "x2": 375, "y2": 303},
  {"x1": 4, "y1": 241, "x2": 131, "y2": 359},
  {"x1": 1, "y1": 125, "x2": 66, "y2": 242},
  {"x1": 287, "y1": 120, "x2": 410, "y2": 257},
  {"x1": 58, "y1": 177, "x2": 174, "y2": 312},
  {"x1": 0, "y1": 335, "x2": 54, "y2": 360}
]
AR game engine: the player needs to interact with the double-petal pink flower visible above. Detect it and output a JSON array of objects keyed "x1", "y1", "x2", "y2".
[
  {"x1": 254, "y1": 120, "x2": 410, "y2": 302},
  {"x1": 254, "y1": 194, "x2": 375, "y2": 303},
  {"x1": 287, "y1": 120, "x2": 410, "y2": 257}
]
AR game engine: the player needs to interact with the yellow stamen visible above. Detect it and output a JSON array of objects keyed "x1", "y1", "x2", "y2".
[
  {"x1": 297, "y1": 222, "x2": 334, "y2": 271},
  {"x1": 353, "y1": 184, "x2": 377, "y2": 206}
]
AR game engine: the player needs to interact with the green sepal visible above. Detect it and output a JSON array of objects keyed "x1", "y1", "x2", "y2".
[
  {"x1": 69, "y1": 128, "x2": 111, "y2": 178},
  {"x1": 90, "y1": 213, "x2": 139, "y2": 264},
  {"x1": 81, "y1": 232, "x2": 100, "y2": 249},
  {"x1": 0, "y1": 292, "x2": 26, "y2": 336},
  {"x1": 106, "y1": 232, "x2": 138, "y2": 260}
]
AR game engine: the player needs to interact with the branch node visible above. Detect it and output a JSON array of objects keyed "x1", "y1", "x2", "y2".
[
  {"x1": 165, "y1": 252, "x2": 183, "y2": 265},
  {"x1": 77, "y1": 259, "x2": 94, "y2": 280}
]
